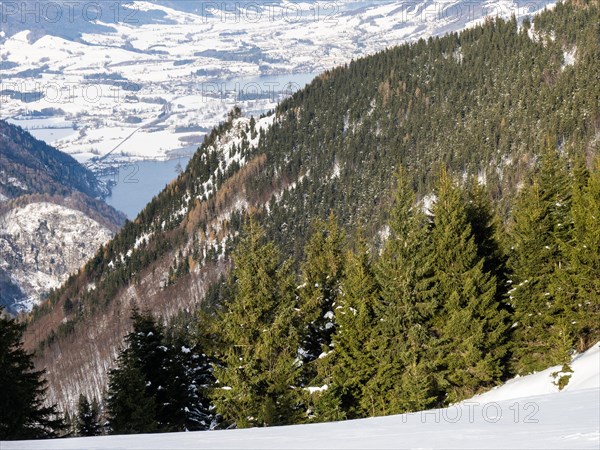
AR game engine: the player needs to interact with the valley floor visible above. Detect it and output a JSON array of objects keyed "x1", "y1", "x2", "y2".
[{"x1": 4, "y1": 343, "x2": 599, "y2": 450}]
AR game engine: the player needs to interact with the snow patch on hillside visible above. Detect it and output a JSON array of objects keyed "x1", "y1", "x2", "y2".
[
  {"x1": 468, "y1": 342, "x2": 600, "y2": 404},
  {"x1": 562, "y1": 48, "x2": 576, "y2": 70}
]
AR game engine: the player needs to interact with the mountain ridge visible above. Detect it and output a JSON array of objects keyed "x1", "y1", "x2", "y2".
[{"x1": 0, "y1": 120, "x2": 107, "y2": 201}]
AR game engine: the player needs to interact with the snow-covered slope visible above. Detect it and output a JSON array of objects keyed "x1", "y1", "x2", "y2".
[
  {"x1": 468, "y1": 342, "x2": 600, "y2": 403},
  {"x1": 6, "y1": 343, "x2": 599, "y2": 449}
]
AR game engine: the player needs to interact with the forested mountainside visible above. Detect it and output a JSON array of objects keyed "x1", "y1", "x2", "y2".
[
  {"x1": 25, "y1": 0, "x2": 599, "y2": 416},
  {"x1": 0, "y1": 120, "x2": 125, "y2": 312}
]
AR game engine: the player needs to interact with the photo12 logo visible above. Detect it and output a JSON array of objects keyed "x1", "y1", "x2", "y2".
[
  {"x1": 402, "y1": 401, "x2": 540, "y2": 424},
  {"x1": 0, "y1": 1, "x2": 139, "y2": 25},
  {"x1": 200, "y1": 80, "x2": 302, "y2": 102},
  {"x1": 199, "y1": 1, "x2": 342, "y2": 24},
  {"x1": 0, "y1": 81, "x2": 141, "y2": 106},
  {"x1": 0, "y1": 1, "x2": 345, "y2": 26}
]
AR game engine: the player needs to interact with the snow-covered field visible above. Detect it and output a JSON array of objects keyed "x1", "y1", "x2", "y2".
[
  {"x1": 5, "y1": 343, "x2": 599, "y2": 449},
  {"x1": 0, "y1": 1, "x2": 555, "y2": 163}
]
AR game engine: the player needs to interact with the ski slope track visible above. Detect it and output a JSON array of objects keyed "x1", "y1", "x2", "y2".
[{"x1": 5, "y1": 343, "x2": 599, "y2": 449}]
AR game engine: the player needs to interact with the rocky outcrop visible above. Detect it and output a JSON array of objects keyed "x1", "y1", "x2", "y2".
[{"x1": 0, "y1": 202, "x2": 113, "y2": 312}]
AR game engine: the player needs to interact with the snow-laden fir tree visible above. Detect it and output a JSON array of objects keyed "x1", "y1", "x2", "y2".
[{"x1": 106, "y1": 310, "x2": 213, "y2": 433}]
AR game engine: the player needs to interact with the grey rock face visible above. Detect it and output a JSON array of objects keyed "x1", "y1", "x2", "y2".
[{"x1": 0, "y1": 202, "x2": 112, "y2": 312}]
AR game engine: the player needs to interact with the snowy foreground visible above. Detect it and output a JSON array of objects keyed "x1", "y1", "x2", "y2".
[{"x1": 5, "y1": 343, "x2": 599, "y2": 450}]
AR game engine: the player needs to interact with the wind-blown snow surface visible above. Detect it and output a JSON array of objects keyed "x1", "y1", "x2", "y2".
[{"x1": 5, "y1": 343, "x2": 599, "y2": 449}]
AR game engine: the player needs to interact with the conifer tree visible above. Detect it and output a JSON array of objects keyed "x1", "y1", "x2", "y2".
[
  {"x1": 365, "y1": 168, "x2": 438, "y2": 416},
  {"x1": 297, "y1": 215, "x2": 346, "y2": 368},
  {"x1": 106, "y1": 310, "x2": 213, "y2": 433},
  {"x1": 165, "y1": 328, "x2": 215, "y2": 431},
  {"x1": 63, "y1": 410, "x2": 75, "y2": 437},
  {"x1": 465, "y1": 177, "x2": 508, "y2": 288},
  {"x1": 314, "y1": 238, "x2": 379, "y2": 420},
  {"x1": 557, "y1": 160, "x2": 600, "y2": 352},
  {"x1": 212, "y1": 220, "x2": 301, "y2": 428},
  {"x1": 508, "y1": 146, "x2": 574, "y2": 373},
  {"x1": 0, "y1": 309, "x2": 64, "y2": 439},
  {"x1": 429, "y1": 169, "x2": 509, "y2": 402},
  {"x1": 76, "y1": 394, "x2": 101, "y2": 437},
  {"x1": 122, "y1": 310, "x2": 178, "y2": 430},
  {"x1": 106, "y1": 362, "x2": 158, "y2": 434}
]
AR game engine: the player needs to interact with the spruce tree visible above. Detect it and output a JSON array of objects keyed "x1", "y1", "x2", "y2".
[
  {"x1": 465, "y1": 177, "x2": 508, "y2": 288},
  {"x1": 76, "y1": 394, "x2": 101, "y2": 437},
  {"x1": 314, "y1": 238, "x2": 379, "y2": 420},
  {"x1": 106, "y1": 361, "x2": 158, "y2": 434},
  {"x1": 212, "y1": 220, "x2": 301, "y2": 428},
  {"x1": 63, "y1": 410, "x2": 75, "y2": 437},
  {"x1": 106, "y1": 310, "x2": 213, "y2": 433},
  {"x1": 165, "y1": 328, "x2": 215, "y2": 431},
  {"x1": 508, "y1": 146, "x2": 574, "y2": 373},
  {"x1": 123, "y1": 310, "x2": 177, "y2": 430},
  {"x1": 297, "y1": 215, "x2": 346, "y2": 368},
  {"x1": 557, "y1": 160, "x2": 600, "y2": 351},
  {"x1": 0, "y1": 309, "x2": 64, "y2": 439},
  {"x1": 429, "y1": 169, "x2": 509, "y2": 402},
  {"x1": 365, "y1": 168, "x2": 438, "y2": 416}
]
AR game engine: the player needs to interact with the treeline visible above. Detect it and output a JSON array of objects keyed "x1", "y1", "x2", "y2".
[
  {"x1": 103, "y1": 152, "x2": 598, "y2": 431},
  {"x1": 0, "y1": 307, "x2": 213, "y2": 439}
]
